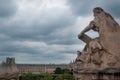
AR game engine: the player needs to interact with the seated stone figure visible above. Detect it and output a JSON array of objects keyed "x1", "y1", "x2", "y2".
[{"x1": 75, "y1": 7, "x2": 120, "y2": 70}]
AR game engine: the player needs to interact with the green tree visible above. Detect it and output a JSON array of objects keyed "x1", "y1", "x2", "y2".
[
  {"x1": 63, "y1": 69, "x2": 73, "y2": 75},
  {"x1": 43, "y1": 74, "x2": 53, "y2": 80},
  {"x1": 54, "y1": 67, "x2": 63, "y2": 74},
  {"x1": 54, "y1": 75, "x2": 63, "y2": 80},
  {"x1": 19, "y1": 71, "x2": 75, "y2": 80}
]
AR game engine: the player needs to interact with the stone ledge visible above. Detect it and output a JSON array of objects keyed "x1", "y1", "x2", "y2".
[{"x1": 73, "y1": 68, "x2": 120, "y2": 74}]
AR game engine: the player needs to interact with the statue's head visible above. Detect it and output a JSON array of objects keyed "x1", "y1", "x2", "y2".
[{"x1": 93, "y1": 7, "x2": 104, "y2": 17}]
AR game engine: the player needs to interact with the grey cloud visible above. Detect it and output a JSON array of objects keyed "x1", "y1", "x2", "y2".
[
  {"x1": 67, "y1": 0, "x2": 100, "y2": 16},
  {"x1": 0, "y1": 0, "x2": 92, "y2": 63},
  {"x1": 0, "y1": 7, "x2": 77, "y2": 45},
  {"x1": 0, "y1": 0, "x2": 17, "y2": 18},
  {"x1": 16, "y1": 54, "x2": 66, "y2": 64},
  {"x1": 101, "y1": 0, "x2": 120, "y2": 18},
  {"x1": 67, "y1": 0, "x2": 120, "y2": 18},
  {"x1": 0, "y1": 39, "x2": 74, "y2": 63}
]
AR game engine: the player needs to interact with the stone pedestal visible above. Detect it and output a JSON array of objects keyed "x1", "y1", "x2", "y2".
[{"x1": 74, "y1": 69, "x2": 120, "y2": 80}]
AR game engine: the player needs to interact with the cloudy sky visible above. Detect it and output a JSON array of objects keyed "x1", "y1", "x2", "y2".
[{"x1": 0, "y1": 0, "x2": 120, "y2": 64}]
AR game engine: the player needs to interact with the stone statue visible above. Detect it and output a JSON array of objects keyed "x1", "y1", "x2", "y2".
[
  {"x1": 75, "y1": 7, "x2": 120, "y2": 70},
  {"x1": 0, "y1": 57, "x2": 19, "y2": 80}
]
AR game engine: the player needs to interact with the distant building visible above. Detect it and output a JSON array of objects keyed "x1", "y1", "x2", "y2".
[
  {"x1": 0, "y1": 58, "x2": 71, "y2": 75},
  {"x1": 17, "y1": 64, "x2": 70, "y2": 74}
]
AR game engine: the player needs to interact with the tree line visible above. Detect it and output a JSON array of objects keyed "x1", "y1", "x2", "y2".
[{"x1": 19, "y1": 67, "x2": 75, "y2": 80}]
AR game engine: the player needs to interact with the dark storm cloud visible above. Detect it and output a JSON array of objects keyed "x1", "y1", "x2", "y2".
[
  {"x1": 0, "y1": 17, "x2": 77, "y2": 45},
  {"x1": 0, "y1": 0, "x2": 79, "y2": 63},
  {"x1": 67, "y1": 0, "x2": 120, "y2": 18},
  {"x1": 67, "y1": 0, "x2": 100, "y2": 16},
  {"x1": 0, "y1": 0, "x2": 17, "y2": 18},
  {"x1": 0, "y1": 6, "x2": 77, "y2": 45},
  {"x1": 101, "y1": 0, "x2": 120, "y2": 18}
]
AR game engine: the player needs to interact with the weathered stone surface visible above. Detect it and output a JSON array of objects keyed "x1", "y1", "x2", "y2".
[
  {"x1": 0, "y1": 57, "x2": 19, "y2": 80},
  {"x1": 73, "y1": 7, "x2": 120, "y2": 80},
  {"x1": 75, "y1": 7, "x2": 120, "y2": 70}
]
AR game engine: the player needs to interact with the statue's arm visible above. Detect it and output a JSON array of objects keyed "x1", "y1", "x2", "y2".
[{"x1": 78, "y1": 21, "x2": 95, "y2": 38}]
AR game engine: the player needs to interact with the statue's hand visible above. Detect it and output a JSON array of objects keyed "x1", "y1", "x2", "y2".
[
  {"x1": 78, "y1": 32, "x2": 84, "y2": 39},
  {"x1": 90, "y1": 21, "x2": 95, "y2": 25}
]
